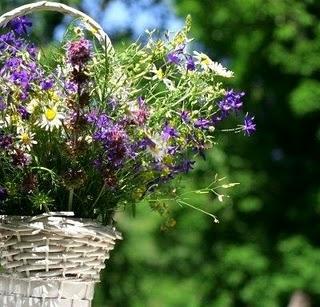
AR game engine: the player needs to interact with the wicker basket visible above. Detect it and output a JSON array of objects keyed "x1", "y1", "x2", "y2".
[
  {"x1": 0, "y1": 2, "x2": 122, "y2": 306},
  {"x1": 0, "y1": 212, "x2": 122, "y2": 306}
]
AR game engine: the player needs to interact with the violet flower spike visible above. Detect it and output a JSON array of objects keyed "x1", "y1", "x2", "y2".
[{"x1": 242, "y1": 113, "x2": 256, "y2": 136}]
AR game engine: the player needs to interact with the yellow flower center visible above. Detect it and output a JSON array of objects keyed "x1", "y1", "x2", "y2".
[
  {"x1": 45, "y1": 108, "x2": 57, "y2": 121},
  {"x1": 20, "y1": 133, "x2": 31, "y2": 144},
  {"x1": 156, "y1": 68, "x2": 164, "y2": 80}
]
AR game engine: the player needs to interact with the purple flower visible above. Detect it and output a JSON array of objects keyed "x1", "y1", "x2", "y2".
[
  {"x1": 242, "y1": 113, "x2": 256, "y2": 136},
  {"x1": 65, "y1": 81, "x2": 78, "y2": 93},
  {"x1": 27, "y1": 43, "x2": 38, "y2": 58},
  {"x1": 167, "y1": 51, "x2": 180, "y2": 64},
  {"x1": 186, "y1": 57, "x2": 196, "y2": 71},
  {"x1": 67, "y1": 39, "x2": 92, "y2": 66},
  {"x1": 162, "y1": 123, "x2": 179, "y2": 140},
  {"x1": 218, "y1": 90, "x2": 245, "y2": 112},
  {"x1": 11, "y1": 150, "x2": 31, "y2": 167},
  {"x1": 18, "y1": 105, "x2": 30, "y2": 120},
  {"x1": 0, "y1": 187, "x2": 8, "y2": 201},
  {"x1": 11, "y1": 70, "x2": 30, "y2": 89},
  {"x1": 40, "y1": 79, "x2": 54, "y2": 91},
  {"x1": 194, "y1": 118, "x2": 211, "y2": 129},
  {"x1": 0, "y1": 133, "x2": 13, "y2": 149},
  {"x1": 181, "y1": 110, "x2": 190, "y2": 123},
  {"x1": 10, "y1": 16, "x2": 32, "y2": 35},
  {"x1": 5, "y1": 57, "x2": 22, "y2": 70}
]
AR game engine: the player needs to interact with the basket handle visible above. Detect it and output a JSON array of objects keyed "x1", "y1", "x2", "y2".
[{"x1": 0, "y1": 1, "x2": 114, "y2": 53}]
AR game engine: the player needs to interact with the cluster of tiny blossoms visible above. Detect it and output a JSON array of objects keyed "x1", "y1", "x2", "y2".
[{"x1": 0, "y1": 16, "x2": 255, "y2": 223}]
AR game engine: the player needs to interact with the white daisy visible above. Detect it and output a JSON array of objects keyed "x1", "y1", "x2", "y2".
[
  {"x1": 209, "y1": 61, "x2": 234, "y2": 78},
  {"x1": 38, "y1": 105, "x2": 64, "y2": 131},
  {"x1": 193, "y1": 51, "x2": 234, "y2": 78},
  {"x1": 17, "y1": 127, "x2": 37, "y2": 151}
]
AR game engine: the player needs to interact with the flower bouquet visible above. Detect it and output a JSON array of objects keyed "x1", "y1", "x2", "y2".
[{"x1": 0, "y1": 1, "x2": 255, "y2": 306}]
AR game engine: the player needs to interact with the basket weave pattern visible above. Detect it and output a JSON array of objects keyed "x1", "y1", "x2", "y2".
[{"x1": 0, "y1": 213, "x2": 122, "y2": 280}]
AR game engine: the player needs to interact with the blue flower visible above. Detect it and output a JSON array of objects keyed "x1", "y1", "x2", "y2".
[
  {"x1": 10, "y1": 16, "x2": 32, "y2": 35},
  {"x1": 167, "y1": 51, "x2": 181, "y2": 64},
  {"x1": 40, "y1": 79, "x2": 54, "y2": 91},
  {"x1": 242, "y1": 113, "x2": 256, "y2": 136},
  {"x1": 186, "y1": 57, "x2": 196, "y2": 71},
  {"x1": 162, "y1": 123, "x2": 179, "y2": 140},
  {"x1": 218, "y1": 90, "x2": 245, "y2": 112},
  {"x1": 194, "y1": 118, "x2": 211, "y2": 129}
]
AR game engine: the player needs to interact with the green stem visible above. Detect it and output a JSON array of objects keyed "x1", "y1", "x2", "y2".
[{"x1": 68, "y1": 188, "x2": 74, "y2": 212}]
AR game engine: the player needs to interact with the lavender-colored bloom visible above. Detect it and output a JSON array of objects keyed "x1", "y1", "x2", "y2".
[
  {"x1": 181, "y1": 110, "x2": 190, "y2": 123},
  {"x1": 194, "y1": 118, "x2": 211, "y2": 129},
  {"x1": 65, "y1": 81, "x2": 78, "y2": 93},
  {"x1": 11, "y1": 70, "x2": 30, "y2": 89},
  {"x1": 167, "y1": 51, "x2": 180, "y2": 64},
  {"x1": 186, "y1": 57, "x2": 196, "y2": 71},
  {"x1": 67, "y1": 39, "x2": 91, "y2": 66},
  {"x1": 10, "y1": 16, "x2": 32, "y2": 35},
  {"x1": 0, "y1": 187, "x2": 8, "y2": 201},
  {"x1": 0, "y1": 133, "x2": 13, "y2": 149},
  {"x1": 242, "y1": 114, "x2": 256, "y2": 136},
  {"x1": 27, "y1": 43, "x2": 38, "y2": 58},
  {"x1": 5, "y1": 57, "x2": 22, "y2": 70},
  {"x1": 162, "y1": 123, "x2": 179, "y2": 140},
  {"x1": 41, "y1": 79, "x2": 54, "y2": 91},
  {"x1": 18, "y1": 105, "x2": 30, "y2": 120},
  {"x1": 218, "y1": 90, "x2": 245, "y2": 112}
]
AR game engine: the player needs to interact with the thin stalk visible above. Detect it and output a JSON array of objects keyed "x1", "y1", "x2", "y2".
[{"x1": 68, "y1": 188, "x2": 74, "y2": 211}]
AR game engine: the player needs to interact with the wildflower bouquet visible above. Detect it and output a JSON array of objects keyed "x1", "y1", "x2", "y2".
[{"x1": 0, "y1": 13, "x2": 255, "y2": 225}]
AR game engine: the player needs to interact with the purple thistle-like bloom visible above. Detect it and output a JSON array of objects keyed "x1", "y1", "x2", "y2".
[
  {"x1": 186, "y1": 57, "x2": 196, "y2": 71},
  {"x1": 167, "y1": 51, "x2": 180, "y2": 64},
  {"x1": 41, "y1": 79, "x2": 54, "y2": 91},
  {"x1": 242, "y1": 114, "x2": 256, "y2": 136},
  {"x1": 162, "y1": 123, "x2": 179, "y2": 140},
  {"x1": 0, "y1": 186, "x2": 8, "y2": 201},
  {"x1": 218, "y1": 90, "x2": 245, "y2": 113},
  {"x1": 194, "y1": 118, "x2": 211, "y2": 129},
  {"x1": 18, "y1": 105, "x2": 30, "y2": 120},
  {"x1": 67, "y1": 39, "x2": 91, "y2": 66},
  {"x1": 10, "y1": 16, "x2": 32, "y2": 35}
]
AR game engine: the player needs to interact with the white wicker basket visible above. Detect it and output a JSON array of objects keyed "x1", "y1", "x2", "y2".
[
  {"x1": 0, "y1": 3, "x2": 122, "y2": 305},
  {"x1": 0, "y1": 212, "x2": 121, "y2": 306}
]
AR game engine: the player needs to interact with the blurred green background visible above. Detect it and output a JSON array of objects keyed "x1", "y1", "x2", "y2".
[{"x1": 1, "y1": 0, "x2": 320, "y2": 306}]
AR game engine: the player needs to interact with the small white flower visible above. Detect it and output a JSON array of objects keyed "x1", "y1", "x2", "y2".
[
  {"x1": 193, "y1": 51, "x2": 234, "y2": 78},
  {"x1": 38, "y1": 105, "x2": 64, "y2": 131},
  {"x1": 147, "y1": 133, "x2": 168, "y2": 162},
  {"x1": 209, "y1": 61, "x2": 234, "y2": 78},
  {"x1": 194, "y1": 51, "x2": 213, "y2": 70},
  {"x1": 17, "y1": 127, "x2": 37, "y2": 151}
]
